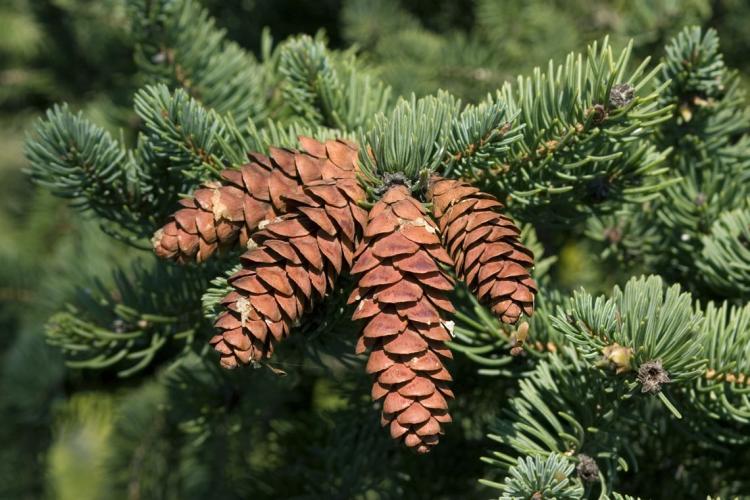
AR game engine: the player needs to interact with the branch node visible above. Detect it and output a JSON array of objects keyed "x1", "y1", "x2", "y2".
[
  {"x1": 576, "y1": 454, "x2": 599, "y2": 483},
  {"x1": 637, "y1": 359, "x2": 671, "y2": 393}
]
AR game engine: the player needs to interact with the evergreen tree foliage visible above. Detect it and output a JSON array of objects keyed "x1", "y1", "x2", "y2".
[
  {"x1": 4, "y1": 0, "x2": 750, "y2": 498},
  {"x1": 482, "y1": 454, "x2": 585, "y2": 500}
]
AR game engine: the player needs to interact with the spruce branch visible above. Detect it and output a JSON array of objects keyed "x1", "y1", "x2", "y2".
[
  {"x1": 278, "y1": 34, "x2": 391, "y2": 131},
  {"x1": 481, "y1": 453, "x2": 584, "y2": 500},
  {"x1": 46, "y1": 258, "x2": 215, "y2": 377},
  {"x1": 447, "y1": 284, "x2": 516, "y2": 375},
  {"x1": 24, "y1": 105, "x2": 129, "y2": 199},
  {"x1": 656, "y1": 27, "x2": 750, "y2": 177},
  {"x1": 24, "y1": 104, "x2": 150, "y2": 240},
  {"x1": 449, "y1": 286, "x2": 566, "y2": 376},
  {"x1": 358, "y1": 91, "x2": 459, "y2": 192},
  {"x1": 647, "y1": 171, "x2": 749, "y2": 282},
  {"x1": 466, "y1": 38, "x2": 674, "y2": 219},
  {"x1": 697, "y1": 208, "x2": 750, "y2": 299},
  {"x1": 552, "y1": 275, "x2": 706, "y2": 397},
  {"x1": 689, "y1": 301, "x2": 750, "y2": 434},
  {"x1": 24, "y1": 86, "x2": 257, "y2": 244},
  {"x1": 18, "y1": 4, "x2": 750, "y2": 496},
  {"x1": 660, "y1": 26, "x2": 729, "y2": 108},
  {"x1": 441, "y1": 94, "x2": 524, "y2": 178},
  {"x1": 585, "y1": 207, "x2": 663, "y2": 269},
  {"x1": 642, "y1": 26, "x2": 750, "y2": 286},
  {"x1": 134, "y1": 83, "x2": 232, "y2": 182},
  {"x1": 483, "y1": 354, "x2": 636, "y2": 488},
  {"x1": 130, "y1": 0, "x2": 271, "y2": 125}
]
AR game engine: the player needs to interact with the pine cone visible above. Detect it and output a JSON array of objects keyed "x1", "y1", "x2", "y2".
[
  {"x1": 153, "y1": 137, "x2": 358, "y2": 263},
  {"x1": 350, "y1": 185, "x2": 456, "y2": 454},
  {"x1": 427, "y1": 176, "x2": 536, "y2": 324},
  {"x1": 210, "y1": 139, "x2": 367, "y2": 368}
]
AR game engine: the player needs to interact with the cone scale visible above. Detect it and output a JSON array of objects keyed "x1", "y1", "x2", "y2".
[
  {"x1": 210, "y1": 139, "x2": 367, "y2": 368},
  {"x1": 428, "y1": 176, "x2": 536, "y2": 324},
  {"x1": 153, "y1": 137, "x2": 358, "y2": 263},
  {"x1": 349, "y1": 185, "x2": 456, "y2": 454}
]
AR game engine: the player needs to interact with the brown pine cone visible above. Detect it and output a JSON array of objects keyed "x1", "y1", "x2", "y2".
[
  {"x1": 350, "y1": 185, "x2": 456, "y2": 454},
  {"x1": 427, "y1": 176, "x2": 536, "y2": 324},
  {"x1": 210, "y1": 140, "x2": 367, "y2": 368},
  {"x1": 153, "y1": 137, "x2": 358, "y2": 263}
]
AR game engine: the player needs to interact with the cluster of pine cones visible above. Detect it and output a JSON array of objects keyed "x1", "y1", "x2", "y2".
[{"x1": 153, "y1": 137, "x2": 536, "y2": 453}]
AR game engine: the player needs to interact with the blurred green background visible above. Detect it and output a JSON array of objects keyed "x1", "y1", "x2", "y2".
[{"x1": 1, "y1": 0, "x2": 749, "y2": 498}]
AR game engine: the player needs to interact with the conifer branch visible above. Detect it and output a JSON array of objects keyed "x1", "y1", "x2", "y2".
[
  {"x1": 442, "y1": 95, "x2": 524, "y2": 178},
  {"x1": 629, "y1": 26, "x2": 750, "y2": 287},
  {"x1": 46, "y1": 259, "x2": 215, "y2": 377},
  {"x1": 552, "y1": 275, "x2": 706, "y2": 391},
  {"x1": 484, "y1": 354, "x2": 635, "y2": 488},
  {"x1": 24, "y1": 86, "x2": 254, "y2": 243},
  {"x1": 480, "y1": 454, "x2": 584, "y2": 500},
  {"x1": 466, "y1": 38, "x2": 674, "y2": 219},
  {"x1": 134, "y1": 83, "x2": 232, "y2": 182},
  {"x1": 358, "y1": 91, "x2": 459, "y2": 191},
  {"x1": 689, "y1": 301, "x2": 750, "y2": 435},
  {"x1": 16, "y1": 2, "x2": 750, "y2": 496},
  {"x1": 279, "y1": 34, "x2": 392, "y2": 131},
  {"x1": 697, "y1": 208, "x2": 750, "y2": 299},
  {"x1": 24, "y1": 105, "x2": 150, "y2": 240},
  {"x1": 130, "y1": 0, "x2": 271, "y2": 125}
]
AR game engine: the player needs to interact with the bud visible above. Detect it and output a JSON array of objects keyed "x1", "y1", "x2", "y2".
[
  {"x1": 609, "y1": 83, "x2": 635, "y2": 108},
  {"x1": 509, "y1": 321, "x2": 530, "y2": 356},
  {"x1": 576, "y1": 454, "x2": 599, "y2": 483},
  {"x1": 637, "y1": 359, "x2": 671, "y2": 393},
  {"x1": 601, "y1": 342, "x2": 633, "y2": 374}
]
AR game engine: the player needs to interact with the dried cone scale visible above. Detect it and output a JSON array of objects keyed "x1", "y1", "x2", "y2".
[
  {"x1": 210, "y1": 139, "x2": 368, "y2": 368},
  {"x1": 427, "y1": 176, "x2": 536, "y2": 324},
  {"x1": 152, "y1": 136, "x2": 350, "y2": 263},
  {"x1": 350, "y1": 185, "x2": 456, "y2": 454}
]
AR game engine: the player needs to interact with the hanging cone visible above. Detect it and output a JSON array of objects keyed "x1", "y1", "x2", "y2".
[
  {"x1": 153, "y1": 136, "x2": 359, "y2": 263},
  {"x1": 350, "y1": 185, "x2": 456, "y2": 454},
  {"x1": 210, "y1": 139, "x2": 367, "y2": 368},
  {"x1": 427, "y1": 176, "x2": 536, "y2": 324}
]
